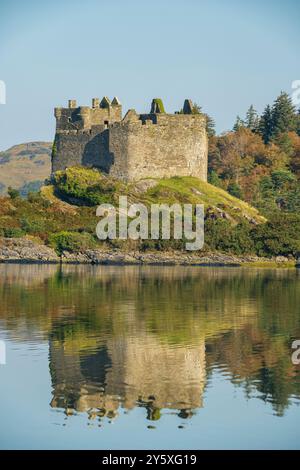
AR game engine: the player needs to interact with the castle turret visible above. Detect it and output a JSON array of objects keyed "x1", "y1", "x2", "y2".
[
  {"x1": 78, "y1": 106, "x2": 91, "y2": 129},
  {"x1": 92, "y1": 98, "x2": 100, "y2": 108},
  {"x1": 68, "y1": 99, "x2": 77, "y2": 109}
]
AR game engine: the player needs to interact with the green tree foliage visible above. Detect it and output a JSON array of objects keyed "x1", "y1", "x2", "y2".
[
  {"x1": 208, "y1": 170, "x2": 223, "y2": 188},
  {"x1": 205, "y1": 219, "x2": 255, "y2": 255},
  {"x1": 48, "y1": 231, "x2": 96, "y2": 255},
  {"x1": 227, "y1": 182, "x2": 243, "y2": 199},
  {"x1": 251, "y1": 213, "x2": 300, "y2": 257},
  {"x1": 53, "y1": 167, "x2": 118, "y2": 205},
  {"x1": 205, "y1": 114, "x2": 216, "y2": 137},
  {"x1": 258, "y1": 105, "x2": 273, "y2": 144},
  {"x1": 245, "y1": 105, "x2": 259, "y2": 131},
  {"x1": 212, "y1": 92, "x2": 300, "y2": 217},
  {"x1": 180, "y1": 102, "x2": 216, "y2": 137},
  {"x1": 192, "y1": 103, "x2": 215, "y2": 137},
  {"x1": 296, "y1": 109, "x2": 300, "y2": 136},
  {"x1": 7, "y1": 186, "x2": 20, "y2": 199},
  {"x1": 233, "y1": 115, "x2": 245, "y2": 131},
  {"x1": 271, "y1": 92, "x2": 297, "y2": 138}
]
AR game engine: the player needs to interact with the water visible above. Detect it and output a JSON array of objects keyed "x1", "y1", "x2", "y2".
[{"x1": 0, "y1": 264, "x2": 299, "y2": 450}]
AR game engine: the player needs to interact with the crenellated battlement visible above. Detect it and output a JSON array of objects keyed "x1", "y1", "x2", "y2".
[
  {"x1": 52, "y1": 97, "x2": 208, "y2": 182},
  {"x1": 54, "y1": 96, "x2": 122, "y2": 132}
]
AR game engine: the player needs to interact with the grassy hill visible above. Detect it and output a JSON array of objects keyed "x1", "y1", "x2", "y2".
[
  {"x1": 0, "y1": 141, "x2": 52, "y2": 195},
  {"x1": 49, "y1": 167, "x2": 265, "y2": 224},
  {"x1": 1, "y1": 166, "x2": 300, "y2": 259}
]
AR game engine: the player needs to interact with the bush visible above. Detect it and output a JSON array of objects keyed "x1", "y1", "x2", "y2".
[
  {"x1": 227, "y1": 182, "x2": 243, "y2": 199},
  {"x1": 208, "y1": 170, "x2": 223, "y2": 188},
  {"x1": 53, "y1": 167, "x2": 117, "y2": 206},
  {"x1": 205, "y1": 218, "x2": 255, "y2": 255},
  {"x1": 48, "y1": 231, "x2": 96, "y2": 255},
  {"x1": 251, "y1": 213, "x2": 300, "y2": 257},
  {"x1": 8, "y1": 187, "x2": 20, "y2": 199},
  {"x1": 20, "y1": 217, "x2": 47, "y2": 234},
  {"x1": 3, "y1": 227, "x2": 25, "y2": 238},
  {"x1": 26, "y1": 191, "x2": 51, "y2": 207}
]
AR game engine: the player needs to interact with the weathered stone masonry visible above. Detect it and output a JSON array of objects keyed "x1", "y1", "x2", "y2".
[{"x1": 52, "y1": 97, "x2": 208, "y2": 182}]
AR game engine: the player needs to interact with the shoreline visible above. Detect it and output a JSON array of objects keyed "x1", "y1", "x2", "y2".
[{"x1": 0, "y1": 237, "x2": 297, "y2": 268}]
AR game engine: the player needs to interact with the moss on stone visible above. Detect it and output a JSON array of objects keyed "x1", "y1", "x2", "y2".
[{"x1": 152, "y1": 98, "x2": 165, "y2": 113}]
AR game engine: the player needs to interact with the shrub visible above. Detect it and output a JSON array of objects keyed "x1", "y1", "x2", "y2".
[
  {"x1": 8, "y1": 187, "x2": 20, "y2": 199},
  {"x1": 227, "y1": 182, "x2": 243, "y2": 199},
  {"x1": 3, "y1": 227, "x2": 25, "y2": 238},
  {"x1": 152, "y1": 98, "x2": 165, "y2": 113},
  {"x1": 205, "y1": 218, "x2": 255, "y2": 255},
  {"x1": 208, "y1": 170, "x2": 223, "y2": 188},
  {"x1": 251, "y1": 213, "x2": 300, "y2": 257},
  {"x1": 53, "y1": 167, "x2": 117, "y2": 205},
  {"x1": 48, "y1": 231, "x2": 96, "y2": 255},
  {"x1": 20, "y1": 217, "x2": 47, "y2": 234}
]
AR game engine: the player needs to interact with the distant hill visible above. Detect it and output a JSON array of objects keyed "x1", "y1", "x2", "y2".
[{"x1": 0, "y1": 141, "x2": 52, "y2": 195}]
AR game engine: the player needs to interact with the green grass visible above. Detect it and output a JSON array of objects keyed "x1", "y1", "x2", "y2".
[{"x1": 144, "y1": 176, "x2": 265, "y2": 224}]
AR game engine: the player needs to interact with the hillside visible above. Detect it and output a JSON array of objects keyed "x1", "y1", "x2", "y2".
[
  {"x1": 0, "y1": 141, "x2": 52, "y2": 195},
  {"x1": 49, "y1": 167, "x2": 265, "y2": 224},
  {"x1": 1, "y1": 166, "x2": 300, "y2": 263}
]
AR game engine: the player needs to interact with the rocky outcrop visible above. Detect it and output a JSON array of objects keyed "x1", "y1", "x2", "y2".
[
  {"x1": 0, "y1": 237, "x2": 295, "y2": 266},
  {"x1": 0, "y1": 237, "x2": 59, "y2": 263}
]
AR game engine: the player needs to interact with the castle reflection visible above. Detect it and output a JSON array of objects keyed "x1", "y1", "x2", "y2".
[{"x1": 0, "y1": 264, "x2": 299, "y2": 420}]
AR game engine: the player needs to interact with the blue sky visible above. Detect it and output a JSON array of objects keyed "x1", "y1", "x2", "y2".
[{"x1": 0, "y1": 0, "x2": 299, "y2": 150}]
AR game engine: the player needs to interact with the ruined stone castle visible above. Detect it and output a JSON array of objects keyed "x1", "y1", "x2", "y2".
[{"x1": 52, "y1": 97, "x2": 208, "y2": 182}]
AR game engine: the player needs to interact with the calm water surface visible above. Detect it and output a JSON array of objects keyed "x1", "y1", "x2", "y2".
[{"x1": 0, "y1": 264, "x2": 299, "y2": 449}]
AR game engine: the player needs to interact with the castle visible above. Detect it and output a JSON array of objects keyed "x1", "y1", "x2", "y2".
[{"x1": 52, "y1": 97, "x2": 208, "y2": 182}]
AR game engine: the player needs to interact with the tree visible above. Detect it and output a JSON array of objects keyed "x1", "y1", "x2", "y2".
[
  {"x1": 289, "y1": 132, "x2": 300, "y2": 177},
  {"x1": 208, "y1": 169, "x2": 222, "y2": 187},
  {"x1": 7, "y1": 187, "x2": 20, "y2": 199},
  {"x1": 227, "y1": 182, "x2": 243, "y2": 199},
  {"x1": 205, "y1": 114, "x2": 216, "y2": 137},
  {"x1": 296, "y1": 109, "x2": 300, "y2": 137},
  {"x1": 233, "y1": 115, "x2": 245, "y2": 131},
  {"x1": 187, "y1": 102, "x2": 216, "y2": 137},
  {"x1": 258, "y1": 105, "x2": 273, "y2": 144},
  {"x1": 245, "y1": 105, "x2": 259, "y2": 131},
  {"x1": 252, "y1": 213, "x2": 300, "y2": 257},
  {"x1": 271, "y1": 92, "x2": 296, "y2": 138}
]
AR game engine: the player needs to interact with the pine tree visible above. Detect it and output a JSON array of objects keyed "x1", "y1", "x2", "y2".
[
  {"x1": 258, "y1": 105, "x2": 273, "y2": 144},
  {"x1": 233, "y1": 115, "x2": 245, "y2": 131},
  {"x1": 271, "y1": 91, "x2": 296, "y2": 138},
  {"x1": 189, "y1": 103, "x2": 215, "y2": 137},
  {"x1": 245, "y1": 105, "x2": 259, "y2": 131},
  {"x1": 205, "y1": 114, "x2": 216, "y2": 137},
  {"x1": 296, "y1": 108, "x2": 300, "y2": 137}
]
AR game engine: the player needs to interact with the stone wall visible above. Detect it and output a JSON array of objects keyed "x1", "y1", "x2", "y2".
[
  {"x1": 52, "y1": 127, "x2": 114, "y2": 173},
  {"x1": 52, "y1": 98, "x2": 208, "y2": 182},
  {"x1": 109, "y1": 112, "x2": 208, "y2": 181},
  {"x1": 54, "y1": 97, "x2": 122, "y2": 131}
]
